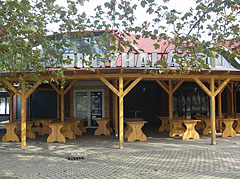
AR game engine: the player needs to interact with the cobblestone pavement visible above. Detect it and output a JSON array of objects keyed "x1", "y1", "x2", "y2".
[
  {"x1": 1, "y1": 148, "x2": 240, "y2": 178},
  {"x1": 1, "y1": 129, "x2": 240, "y2": 178}
]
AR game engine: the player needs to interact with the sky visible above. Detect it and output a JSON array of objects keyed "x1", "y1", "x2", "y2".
[{"x1": 53, "y1": 0, "x2": 196, "y2": 30}]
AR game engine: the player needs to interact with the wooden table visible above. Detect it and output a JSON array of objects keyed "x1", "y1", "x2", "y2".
[
  {"x1": 169, "y1": 118, "x2": 185, "y2": 137},
  {"x1": 234, "y1": 118, "x2": 240, "y2": 133},
  {"x1": 125, "y1": 121, "x2": 147, "y2": 142},
  {"x1": 65, "y1": 117, "x2": 85, "y2": 136},
  {"x1": 158, "y1": 117, "x2": 170, "y2": 132},
  {"x1": 124, "y1": 118, "x2": 144, "y2": 137},
  {"x1": 2, "y1": 123, "x2": 19, "y2": 142},
  {"x1": 33, "y1": 119, "x2": 54, "y2": 135},
  {"x1": 78, "y1": 118, "x2": 87, "y2": 134},
  {"x1": 170, "y1": 119, "x2": 201, "y2": 140},
  {"x1": 94, "y1": 118, "x2": 111, "y2": 136},
  {"x1": 61, "y1": 121, "x2": 76, "y2": 139},
  {"x1": 14, "y1": 121, "x2": 36, "y2": 139},
  {"x1": 25, "y1": 121, "x2": 36, "y2": 139},
  {"x1": 218, "y1": 118, "x2": 237, "y2": 138},
  {"x1": 47, "y1": 122, "x2": 66, "y2": 143},
  {"x1": 182, "y1": 120, "x2": 201, "y2": 140}
]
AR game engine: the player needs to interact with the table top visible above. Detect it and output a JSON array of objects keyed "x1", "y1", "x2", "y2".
[
  {"x1": 172, "y1": 119, "x2": 201, "y2": 123},
  {"x1": 126, "y1": 121, "x2": 147, "y2": 124},
  {"x1": 95, "y1": 118, "x2": 110, "y2": 121},
  {"x1": 125, "y1": 118, "x2": 144, "y2": 122}
]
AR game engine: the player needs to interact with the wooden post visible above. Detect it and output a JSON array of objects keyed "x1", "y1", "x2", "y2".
[
  {"x1": 10, "y1": 94, "x2": 13, "y2": 123},
  {"x1": 210, "y1": 78, "x2": 216, "y2": 145},
  {"x1": 231, "y1": 83, "x2": 234, "y2": 114},
  {"x1": 21, "y1": 82, "x2": 27, "y2": 150},
  {"x1": 57, "y1": 93, "x2": 60, "y2": 119},
  {"x1": 218, "y1": 81, "x2": 222, "y2": 119},
  {"x1": 119, "y1": 77, "x2": 124, "y2": 149},
  {"x1": 169, "y1": 80, "x2": 173, "y2": 120},
  {"x1": 61, "y1": 84, "x2": 64, "y2": 122},
  {"x1": 113, "y1": 79, "x2": 118, "y2": 137}
]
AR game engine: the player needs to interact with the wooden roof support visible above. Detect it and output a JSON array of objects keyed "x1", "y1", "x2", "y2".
[
  {"x1": 50, "y1": 80, "x2": 78, "y2": 121},
  {"x1": 3, "y1": 80, "x2": 42, "y2": 150},
  {"x1": 172, "y1": 80, "x2": 184, "y2": 93},
  {"x1": 49, "y1": 82, "x2": 61, "y2": 95},
  {"x1": 123, "y1": 77, "x2": 143, "y2": 97},
  {"x1": 99, "y1": 76, "x2": 142, "y2": 149},
  {"x1": 155, "y1": 80, "x2": 169, "y2": 94},
  {"x1": 63, "y1": 80, "x2": 78, "y2": 95},
  {"x1": 119, "y1": 77, "x2": 124, "y2": 149},
  {"x1": 194, "y1": 77, "x2": 230, "y2": 145},
  {"x1": 4, "y1": 81, "x2": 22, "y2": 99},
  {"x1": 24, "y1": 81, "x2": 42, "y2": 99},
  {"x1": 155, "y1": 79, "x2": 184, "y2": 123},
  {"x1": 5, "y1": 88, "x2": 14, "y2": 123},
  {"x1": 217, "y1": 80, "x2": 223, "y2": 120},
  {"x1": 61, "y1": 84, "x2": 64, "y2": 122},
  {"x1": 210, "y1": 78, "x2": 216, "y2": 145},
  {"x1": 99, "y1": 77, "x2": 120, "y2": 97},
  {"x1": 113, "y1": 79, "x2": 118, "y2": 137},
  {"x1": 123, "y1": 79, "x2": 132, "y2": 88}
]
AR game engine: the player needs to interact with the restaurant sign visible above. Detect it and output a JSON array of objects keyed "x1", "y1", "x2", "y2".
[{"x1": 44, "y1": 52, "x2": 171, "y2": 68}]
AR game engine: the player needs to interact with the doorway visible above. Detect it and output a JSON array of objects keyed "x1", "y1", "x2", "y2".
[{"x1": 73, "y1": 89, "x2": 105, "y2": 128}]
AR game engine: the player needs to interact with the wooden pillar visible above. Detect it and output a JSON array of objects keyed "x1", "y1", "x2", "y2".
[
  {"x1": 169, "y1": 80, "x2": 173, "y2": 120},
  {"x1": 21, "y1": 82, "x2": 26, "y2": 150},
  {"x1": 231, "y1": 83, "x2": 234, "y2": 114},
  {"x1": 218, "y1": 81, "x2": 222, "y2": 119},
  {"x1": 113, "y1": 79, "x2": 118, "y2": 137},
  {"x1": 210, "y1": 78, "x2": 216, "y2": 145},
  {"x1": 57, "y1": 93, "x2": 60, "y2": 119},
  {"x1": 10, "y1": 94, "x2": 13, "y2": 123},
  {"x1": 119, "y1": 77, "x2": 124, "y2": 149},
  {"x1": 61, "y1": 84, "x2": 64, "y2": 122}
]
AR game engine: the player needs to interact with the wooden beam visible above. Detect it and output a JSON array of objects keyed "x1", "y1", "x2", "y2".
[
  {"x1": 57, "y1": 93, "x2": 60, "y2": 119},
  {"x1": 213, "y1": 78, "x2": 230, "y2": 97},
  {"x1": 61, "y1": 84, "x2": 64, "y2": 122},
  {"x1": 4, "y1": 81, "x2": 22, "y2": 99},
  {"x1": 99, "y1": 77, "x2": 120, "y2": 97},
  {"x1": 123, "y1": 77, "x2": 142, "y2": 97},
  {"x1": 113, "y1": 79, "x2": 118, "y2": 137},
  {"x1": 63, "y1": 80, "x2": 77, "y2": 95},
  {"x1": 10, "y1": 95, "x2": 13, "y2": 123},
  {"x1": 155, "y1": 80, "x2": 169, "y2": 94},
  {"x1": 172, "y1": 80, "x2": 184, "y2": 93},
  {"x1": 231, "y1": 83, "x2": 234, "y2": 114},
  {"x1": 123, "y1": 79, "x2": 132, "y2": 88},
  {"x1": 217, "y1": 80, "x2": 222, "y2": 119},
  {"x1": 24, "y1": 81, "x2": 42, "y2": 99},
  {"x1": 119, "y1": 76, "x2": 124, "y2": 149},
  {"x1": 210, "y1": 77, "x2": 216, "y2": 145},
  {"x1": 169, "y1": 80, "x2": 173, "y2": 120},
  {"x1": 49, "y1": 82, "x2": 61, "y2": 95},
  {"x1": 20, "y1": 82, "x2": 26, "y2": 149},
  {"x1": 3, "y1": 73, "x2": 240, "y2": 82},
  {"x1": 194, "y1": 77, "x2": 212, "y2": 97},
  {"x1": 227, "y1": 84, "x2": 232, "y2": 91},
  {"x1": 5, "y1": 88, "x2": 14, "y2": 123}
]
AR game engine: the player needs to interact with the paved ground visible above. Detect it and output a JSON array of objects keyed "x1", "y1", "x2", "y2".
[{"x1": 0, "y1": 128, "x2": 240, "y2": 178}]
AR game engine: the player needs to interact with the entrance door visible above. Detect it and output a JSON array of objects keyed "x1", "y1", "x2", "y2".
[{"x1": 74, "y1": 90, "x2": 104, "y2": 128}]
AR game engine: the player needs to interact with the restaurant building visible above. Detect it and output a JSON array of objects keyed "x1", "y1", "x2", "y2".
[{"x1": 1, "y1": 31, "x2": 240, "y2": 149}]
